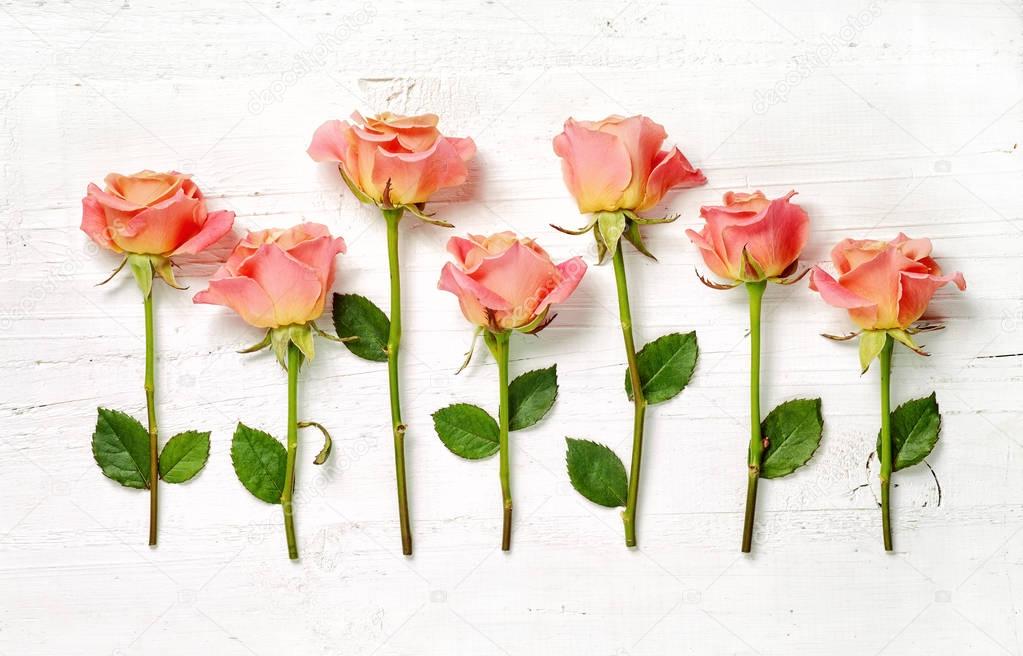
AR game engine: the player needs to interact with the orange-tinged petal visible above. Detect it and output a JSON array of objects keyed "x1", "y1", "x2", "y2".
[
  {"x1": 553, "y1": 118, "x2": 632, "y2": 213},
  {"x1": 236, "y1": 244, "x2": 326, "y2": 326},
  {"x1": 372, "y1": 137, "x2": 470, "y2": 205},
  {"x1": 897, "y1": 269, "x2": 966, "y2": 327},
  {"x1": 194, "y1": 277, "x2": 277, "y2": 328},
  {"x1": 637, "y1": 146, "x2": 707, "y2": 211},
  {"x1": 172, "y1": 210, "x2": 235, "y2": 256}
]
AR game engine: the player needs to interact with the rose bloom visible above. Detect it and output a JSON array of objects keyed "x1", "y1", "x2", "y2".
[
  {"x1": 194, "y1": 223, "x2": 346, "y2": 328},
  {"x1": 686, "y1": 191, "x2": 810, "y2": 282},
  {"x1": 438, "y1": 232, "x2": 587, "y2": 332},
  {"x1": 81, "y1": 170, "x2": 235, "y2": 256},
  {"x1": 810, "y1": 233, "x2": 966, "y2": 331},
  {"x1": 307, "y1": 111, "x2": 476, "y2": 206},
  {"x1": 553, "y1": 115, "x2": 706, "y2": 214}
]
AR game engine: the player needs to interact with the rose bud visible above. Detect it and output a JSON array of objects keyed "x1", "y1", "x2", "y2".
[
  {"x1": 81, "y1": 170, "x2": 235, "y2": 293},
  {"x1": 810, "y1": 233, "x2": 966, "y2": 333},
  {"x1": 193, "y1": 223, "x2": 346, "y2": 365},
  {"x1": 438, "y1": 232, "x2": 587, "y2": 333},
  {"x1": 686, "y1": 191, "x2": 810, "y2": 285},
  {"x1": 553, "y1": 115, "x2": 706, "y2": 214},
  {"x1": 307, "y1": 111, "x2": 476, "y2": 223}
]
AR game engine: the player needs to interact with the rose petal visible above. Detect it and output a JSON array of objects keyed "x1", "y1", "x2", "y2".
[
  {"x1": 171, "y1": 210, "x2": 236, "y2": 255},
  {"x1": 718, "y1": 192, "x2": 809, "y2": 278},
  {"x1": 237, "y1": 244, "x2": 326, "y2": 326},
  {"x1": 438, "y1": 262, "x2": 492, "y2": 328},
  {"x1": 81, "y1": 194, "x2": 119, "y2": 252},
  {"x1": 372, "y1": 137, "x2": 469, "y2": 205},
  {"x1": 637, "y1": 146, "x2": 707, "y2": 211},
  {"x1": 686, "y1": 227, "x2": 733, "y2": 280},
  {"x1": 535, "y1": 256, "x2": 587, "y2": 314},
  {"x1": 553, "y1": 118, "x2": 632, "y2": 213},
  {"x1": 470, "y1": 241, "x2": 558, "y2": 317},
  {"x1": 897, "y1": 269, "x2": 966, "y2": 326},
  {"x1": 194, "y1": 276, "x2": 277, "y2": 328},
  {"x1": 307, "y1": 120, "x2": 350, "y2": 163},
  {"x1": 114, "y1": 191, "x2": 203, "y2": 255}
]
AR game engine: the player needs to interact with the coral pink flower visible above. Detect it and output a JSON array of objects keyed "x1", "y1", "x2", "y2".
[
  {"x1": 810, "y1": 233, "x2": 966, "y2": 330},
  {"x1": 194, "y1": 223, "x2": 346, "y2": 328},
  {"x1": 438, "y1": 232, "x2": 587, "y2": 332},
  {"x1": 307, "y1": 111, "x2": 476, "y2": 207},
  {"x1": 553, "y1": 115, "x2": 706, "y2": 214},
  {"x1": 81, "y1": 170, "x2": 234, "y2": 256},
  {"x1": 686, "y1": 191, "x2": 810, "y2": 282}
]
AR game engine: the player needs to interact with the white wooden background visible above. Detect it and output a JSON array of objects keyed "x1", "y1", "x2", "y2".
[{"x1": 2, "y1": 0, "x2": 1021, "y2": 654}]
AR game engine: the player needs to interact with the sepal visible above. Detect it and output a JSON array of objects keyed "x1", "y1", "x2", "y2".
[
  {"x1": 822, "y1": 330, "x2": 860, "y2": 341},
  {"x1": 906, "y1": 322, "x2": 945, "y2": 335},
  {"x1": 338, "y1": 164, "x2": 374, "y2": 204},
  {"x1": 595, "y1": 211, "x2": 627, "y2": 259},
  {"x1": 887, "y1": 328, "x2": 929, "y2": 356},
  {"x1": 403, "y1": 203, "x2": 453, "y2": 228},
  {"x1": 517, "y1": 305, "x2": 552, "y2": 335},
  {"x1": 859, "y1": 330, "x2": 888, "y2": 373},
  {"x1": 622, "y1": 209, "x2": 678, "y2": 225},
  {"x1": 153, "y1": 257, "x2": 187, "y2": 290},
  {"x1": 695, "y1": 269, "x2": 740, "y2": 290},
  {"x1": 739, "y1": 246, "x2": 766, "y2": 282},
  {"x1": 770, "y1": 263, "x2": 809, "y2": 286},
  {"x1": 238, "y1": 330, "x2": 272, "y2": 354},
  {"x1": 126, "y1": 253, "x2": 154, "y2": 298},
  {"x1": 455, "y1": 326, "x2": 484, "y2": 374},
  {"x1": 95, "y1": 257, "x2": 128, "y2": 286},
  {"x1": 549, "y1": 217, "x2": 597, "y2": 236},
  {"x1": 270, "y1": 323, "x2": 315, "y2": 369},
  {"x1": 622, "y1": 220, "x2": 656, "y2": 260},
  {"x1": 312, "y1": 322, "x2": 357, "y2": 343}
]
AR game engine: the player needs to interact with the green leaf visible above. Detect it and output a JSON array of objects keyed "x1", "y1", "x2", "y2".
[
  {"x1": 625, "y1": 332, "x2": 699, "y2": 405},
  {"x1": 432, "y1": 403, "x2": 499, "y2": 459},
  {"x1": 565, "y1": 438, "x2": 628, "y2": 508},
  {"x1": 876, "y1": 393, "x2": 941, "y2": 472},
  {"x1": 859, "y1": 330, "x2": 888, "y2": 373},
  {"x1": 760, "y1": 399, "x2": 824, "y2": 479},
  {"x1": 508, "y1": 365, "x2": 558, "y2": 431},
  {"x1": 158, "y1": 430, "x2": 210, "y2": 484},
  {"x1": 231, "y1": 423, "x2": 287, "y2": 504},
  {"x1": 332, "y1": 293, "x2": 389, "y2": 362},
  {"x1": 92, "y1": 408, "x2": 151, "y2": 489}
]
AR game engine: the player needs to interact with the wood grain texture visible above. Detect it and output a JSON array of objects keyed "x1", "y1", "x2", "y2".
[{"x1": 1, "y1": 0, "x2": 1021, "y2": 654}]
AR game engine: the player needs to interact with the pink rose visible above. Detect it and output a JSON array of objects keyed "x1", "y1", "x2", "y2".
[
  {"x1": 810, "y1": 233, "x2": 966, "y2": 331},
  {"x1": 81, "y1": 170, "x2": 234, "y2": 256},
  {"x1": 553, "y1": 115, "x2": 706, "y2": 214},
  {"x1": 686, "y1": 191, "x2": 810, "y2": 282},
  {"x1": 307, "y1": 111, "x2": 476, "y2": 207},
  {"x1": 438, "y1": 232, "x2": 587, "y2": 332},
  {"x1": 194, "y1": 223, "x2": 346, "y2": 329}
]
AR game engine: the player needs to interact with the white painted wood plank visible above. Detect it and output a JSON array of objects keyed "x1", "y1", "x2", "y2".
[{"x1": 2, "y1": 0, "x2": 1022, "y2": 654}]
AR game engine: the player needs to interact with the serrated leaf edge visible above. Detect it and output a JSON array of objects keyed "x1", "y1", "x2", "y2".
[
  {"x1": 158, "y1": 430, "x2": 211, "y2": 484},
  {"x1": 760, "y1": 398, "x2": 824, "y2": 479}
]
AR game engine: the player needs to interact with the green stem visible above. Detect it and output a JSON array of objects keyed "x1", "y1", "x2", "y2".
[
  {"x1": 879, "y1": 334, "x2": 895, "y2": 552},
  {"x1": 741, "y1": 280, "x2": 766, "y2": 553},
  {"x1": 488, "y1": 331, "x2": 513, "y2": 551},
  {"x1": 613, "y1": 246, "x2": 647, "y2": 548},
  {"x1": 384, "y1": 208, "x2": 413, "y2": 556},
  {"x1": 143, "y1": 291, "x2": 158, "y2": 546},
  {"x1": 282, "y1": 343, "x2": 300, "y2": 560}
]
